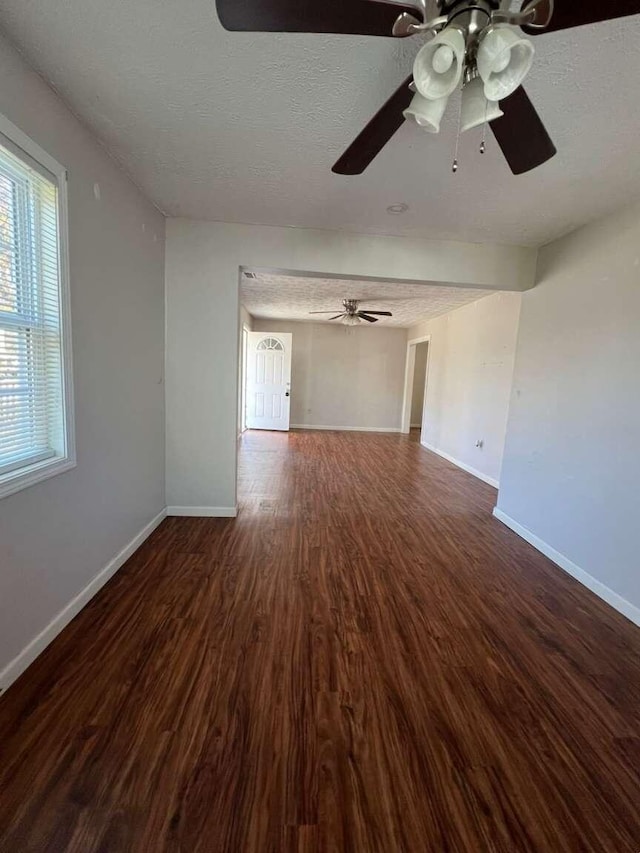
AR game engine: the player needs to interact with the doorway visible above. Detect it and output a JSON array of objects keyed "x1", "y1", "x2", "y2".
[
  {"x1": 245, "y1": 331, "x2": 293, "y2": 431},
  {"x1": 401, "y1": 336, "x2": 430, "y2": 437}
]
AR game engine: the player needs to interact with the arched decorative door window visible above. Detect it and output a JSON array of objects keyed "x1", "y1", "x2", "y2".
[{"x1": 256, "y1": 337, "x2": 284, "y2": 352}]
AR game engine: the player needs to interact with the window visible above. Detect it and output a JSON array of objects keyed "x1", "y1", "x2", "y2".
[
  {"x1": 257, "y1": 337, "x2": 284, "y2": 352},
  {"x1": 0, "y1": 116, "x2": 74, "y2": 499}
]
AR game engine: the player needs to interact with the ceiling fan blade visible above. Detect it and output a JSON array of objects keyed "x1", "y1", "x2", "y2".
[
  {"x1": 358, "y1": 313, "x2": 379, "y2": 322},
  {"x1": 332, "y1": 75, "x2": 414, "y2": 175},
  {"x1": 216, "y1": 0, "x2": 421, "y2": 35},
  {"x1": 309, "y1": 310, "x2": 342, "y2": 314},
  {"x1": 360, "y1": 310, "x2": 393, "y2": 316},
  {"x1": 329, "y1": 314, "x2": 345, "y2": 320},
  {"x1": 521, "y1": 0, "x2": 640, "y2": 34},
  {"x1": 490, "y1": 87, "x2": 556, "y2": 175}
]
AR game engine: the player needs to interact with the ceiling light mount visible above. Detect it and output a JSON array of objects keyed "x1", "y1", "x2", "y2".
[{"x1": 387, "y1": 202, "x2": 409, "y2": 214}]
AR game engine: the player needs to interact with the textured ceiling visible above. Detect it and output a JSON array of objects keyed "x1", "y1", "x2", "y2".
[
  {"x1": 0, "y1": 1, "x2": 639, "y2": 246},
  {"x1": 241, "y1": 272, "x2": 492, "y2": 327}
]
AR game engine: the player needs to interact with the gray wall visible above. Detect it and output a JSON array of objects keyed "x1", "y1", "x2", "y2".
[
  {"x1": 410, "y1": 341, "x2": 429, "y2": 426},
  {"x1": 252, "y1": 319, "x2": 407, "y2": 431},
  {"x1": 0, "y1": 34, "x2": 165, "y2": 683},
  {"x1": 408, "y1": 292, "x2": 522, "y2": 486},
  {"x1": 497, "y1": 201, "x2": 640, "y2": 615}
]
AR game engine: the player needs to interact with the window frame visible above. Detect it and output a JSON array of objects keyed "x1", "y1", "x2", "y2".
[{"x1": 0, "y1": 113, "x2": 75, "y2": 500}]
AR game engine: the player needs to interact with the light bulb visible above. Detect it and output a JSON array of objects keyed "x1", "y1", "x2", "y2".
[
  {"x1": 433, "y1": 45, "x2": 454, "y2": 75},
  {"x1": 493, "y1": 49, "x2": 512, "y2": 74}
]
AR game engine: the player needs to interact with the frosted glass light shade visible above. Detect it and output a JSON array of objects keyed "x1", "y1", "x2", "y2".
[
  {"x1": 413, "y1": 27, "x2": 465, "y2": 101},
  {"x1": 403, "y1": 92, "x2": 449, "y2": 134},
  {"x1": 343, "y1": 315, "x2": 361, "y2": 326},
  {"x1": 477, "y1": 25, "x2": 535, "y2": 101},
  {"x1": 460, "y1": 78, "x2": 503, "y2": 133}
]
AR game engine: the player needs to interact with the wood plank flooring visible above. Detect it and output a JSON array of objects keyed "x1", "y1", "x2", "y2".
[{"x1": 1, "y1": 428, "x2": 639, "y2": 852}]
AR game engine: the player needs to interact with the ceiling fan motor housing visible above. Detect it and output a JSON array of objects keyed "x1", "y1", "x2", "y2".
[
  {"x1": 438, "y1": 0, "x2": 501, "y2": 16},
  {"x1": 442, "y1": 1, "x2": 497, "y2": 49}
]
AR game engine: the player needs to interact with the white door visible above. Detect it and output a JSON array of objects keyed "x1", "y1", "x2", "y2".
[{"x1": 246, "y1": 332, "x2": 292, "y2": 431}]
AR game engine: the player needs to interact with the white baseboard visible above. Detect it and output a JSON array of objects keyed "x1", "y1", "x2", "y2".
[
  {"x1": 410, "y1": 423, "x2": 422, "y2": 428},
  {"x1": 421, "y1": 442, "x2": 499, "y2": 489},
  {"x1": 493, "y1": 508, "x2": 640, "y2": 628},
  {"x1": 290, "y1": 424, "x2": 400, "y2": 433},
  {"x1": 166, "y1": 506, "x2": 238, "y2": 517},
  {"x1": 0, "y1": 508, "x2": 167, "y2": 695}
]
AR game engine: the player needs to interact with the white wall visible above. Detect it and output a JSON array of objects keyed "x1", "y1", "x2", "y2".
[
  {"x1": 165, "y1": 218, "x2": 536, "y2": 513},
  {"x1": 496, "y1": 201, "x2": 640, "y2": 620},
  {"x1": 407, "y1": 292, "x2": 522, "y2": 487},
  {"x1": 410, "y1": 342, "x2": 429, "y2": 426},
  {"x1": 252, "y1": 319, "x2": 407, "y2": 431},
  {"x1": 0, "y1": 34, "x2": 166, "y2": 689}
]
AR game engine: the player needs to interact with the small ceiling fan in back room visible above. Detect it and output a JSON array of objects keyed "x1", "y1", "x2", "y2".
[
  {"x1": 215, "y1": 0, "x2": 640, "y2": 175},
  {"x1": 309, "y1": 300, "x2": 393, "y2": 325}
]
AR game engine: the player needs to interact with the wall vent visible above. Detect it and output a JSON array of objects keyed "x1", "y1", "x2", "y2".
[{"x1": 243, "y1": 271, "x2": 257, "y2": 279}]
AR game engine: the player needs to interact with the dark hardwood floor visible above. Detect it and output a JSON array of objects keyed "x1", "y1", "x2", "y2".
[{"x1": 1, "y1": 429, "x2": 639, "y2": 851}]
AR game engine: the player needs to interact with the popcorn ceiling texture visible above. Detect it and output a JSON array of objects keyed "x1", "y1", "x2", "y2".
[
  {"x1": 0, "y1": 0, "x2": 638, "y2": 245},
  {"x1": 241, "y1": 272, "x2": 492, "y2": 328}
]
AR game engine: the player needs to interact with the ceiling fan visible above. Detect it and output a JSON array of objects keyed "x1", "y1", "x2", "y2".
[
  {"x1": 215, "y1": 0, "x2": 640, "y2": 175},
  {"x1": 309, "y1": 299, "x2": 393, "y2": 325}
]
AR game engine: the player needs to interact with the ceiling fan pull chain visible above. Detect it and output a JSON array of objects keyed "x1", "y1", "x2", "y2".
[
  {"x1": 480, "y1": 98, "x2": 488, "y2": 155},
  {"x1": 452, "y1": 83, "x2": 465, "y2": 174},
  {"x1": 451, "y1": 79, "x2": 465, "y2": 175}
]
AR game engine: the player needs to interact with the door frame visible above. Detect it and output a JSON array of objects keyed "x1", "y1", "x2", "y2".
[
  {"x1": 245, "y1": 331, "x2": 293, "y2": 432},
  {"x1": 401, "y1": 335, "x2": 431, "y2": 435},
  {"x1": 238, "y1": 324, "x2": 250, "y2": 436}
]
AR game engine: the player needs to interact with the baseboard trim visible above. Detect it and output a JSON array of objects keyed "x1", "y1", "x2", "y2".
[
  {"x1": 421, "y1": 442, "x2": 499, "y2": 489},
  {"x1": 166, "y1": 506, "x2": 238, "y2": 518},
  {"x1": 410, "y1": 423, "x2": 422, "y2": 429},
  {"x1": 0, "y1": 508, "x2": 167, "y2": 695},
  {"x1": 492, "y1": 507, "x2": 640, "y2": 628},
  {"x1": 290, "y1": 425, "x2": 400, "y2": 434}
]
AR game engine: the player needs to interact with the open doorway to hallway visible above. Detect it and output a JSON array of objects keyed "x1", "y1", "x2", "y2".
[
  {"x1": 401, "y1": 335, "x2": 430, "y2": 438},
  {"x1": 409, "y1": 340, "x2": 429, "y2": 439}
]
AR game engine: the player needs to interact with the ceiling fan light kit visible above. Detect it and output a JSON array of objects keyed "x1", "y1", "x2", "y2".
[
  {"x1": 343, "y1": 314, "x2": 362, "y2": 326},
  {"x1": 407, "y1": 7, "x2": 537, "y2": 159},
  {"x1": 216, "y1": 0, "x2": 640, "y2": 176}
]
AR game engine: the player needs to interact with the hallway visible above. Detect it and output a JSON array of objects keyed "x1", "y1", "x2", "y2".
[{"x1": 0, "y1": 430, "x2": 639, "y2": 851}]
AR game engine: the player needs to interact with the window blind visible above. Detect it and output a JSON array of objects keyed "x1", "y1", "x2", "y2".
[{"x1": 0, "y1": 139, "x2": 65, "y2": 477}]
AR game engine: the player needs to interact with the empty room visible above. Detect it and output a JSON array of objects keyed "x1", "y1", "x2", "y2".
[{"x1": 0, "y1": 1, "x2": 639, "y2": 850}]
